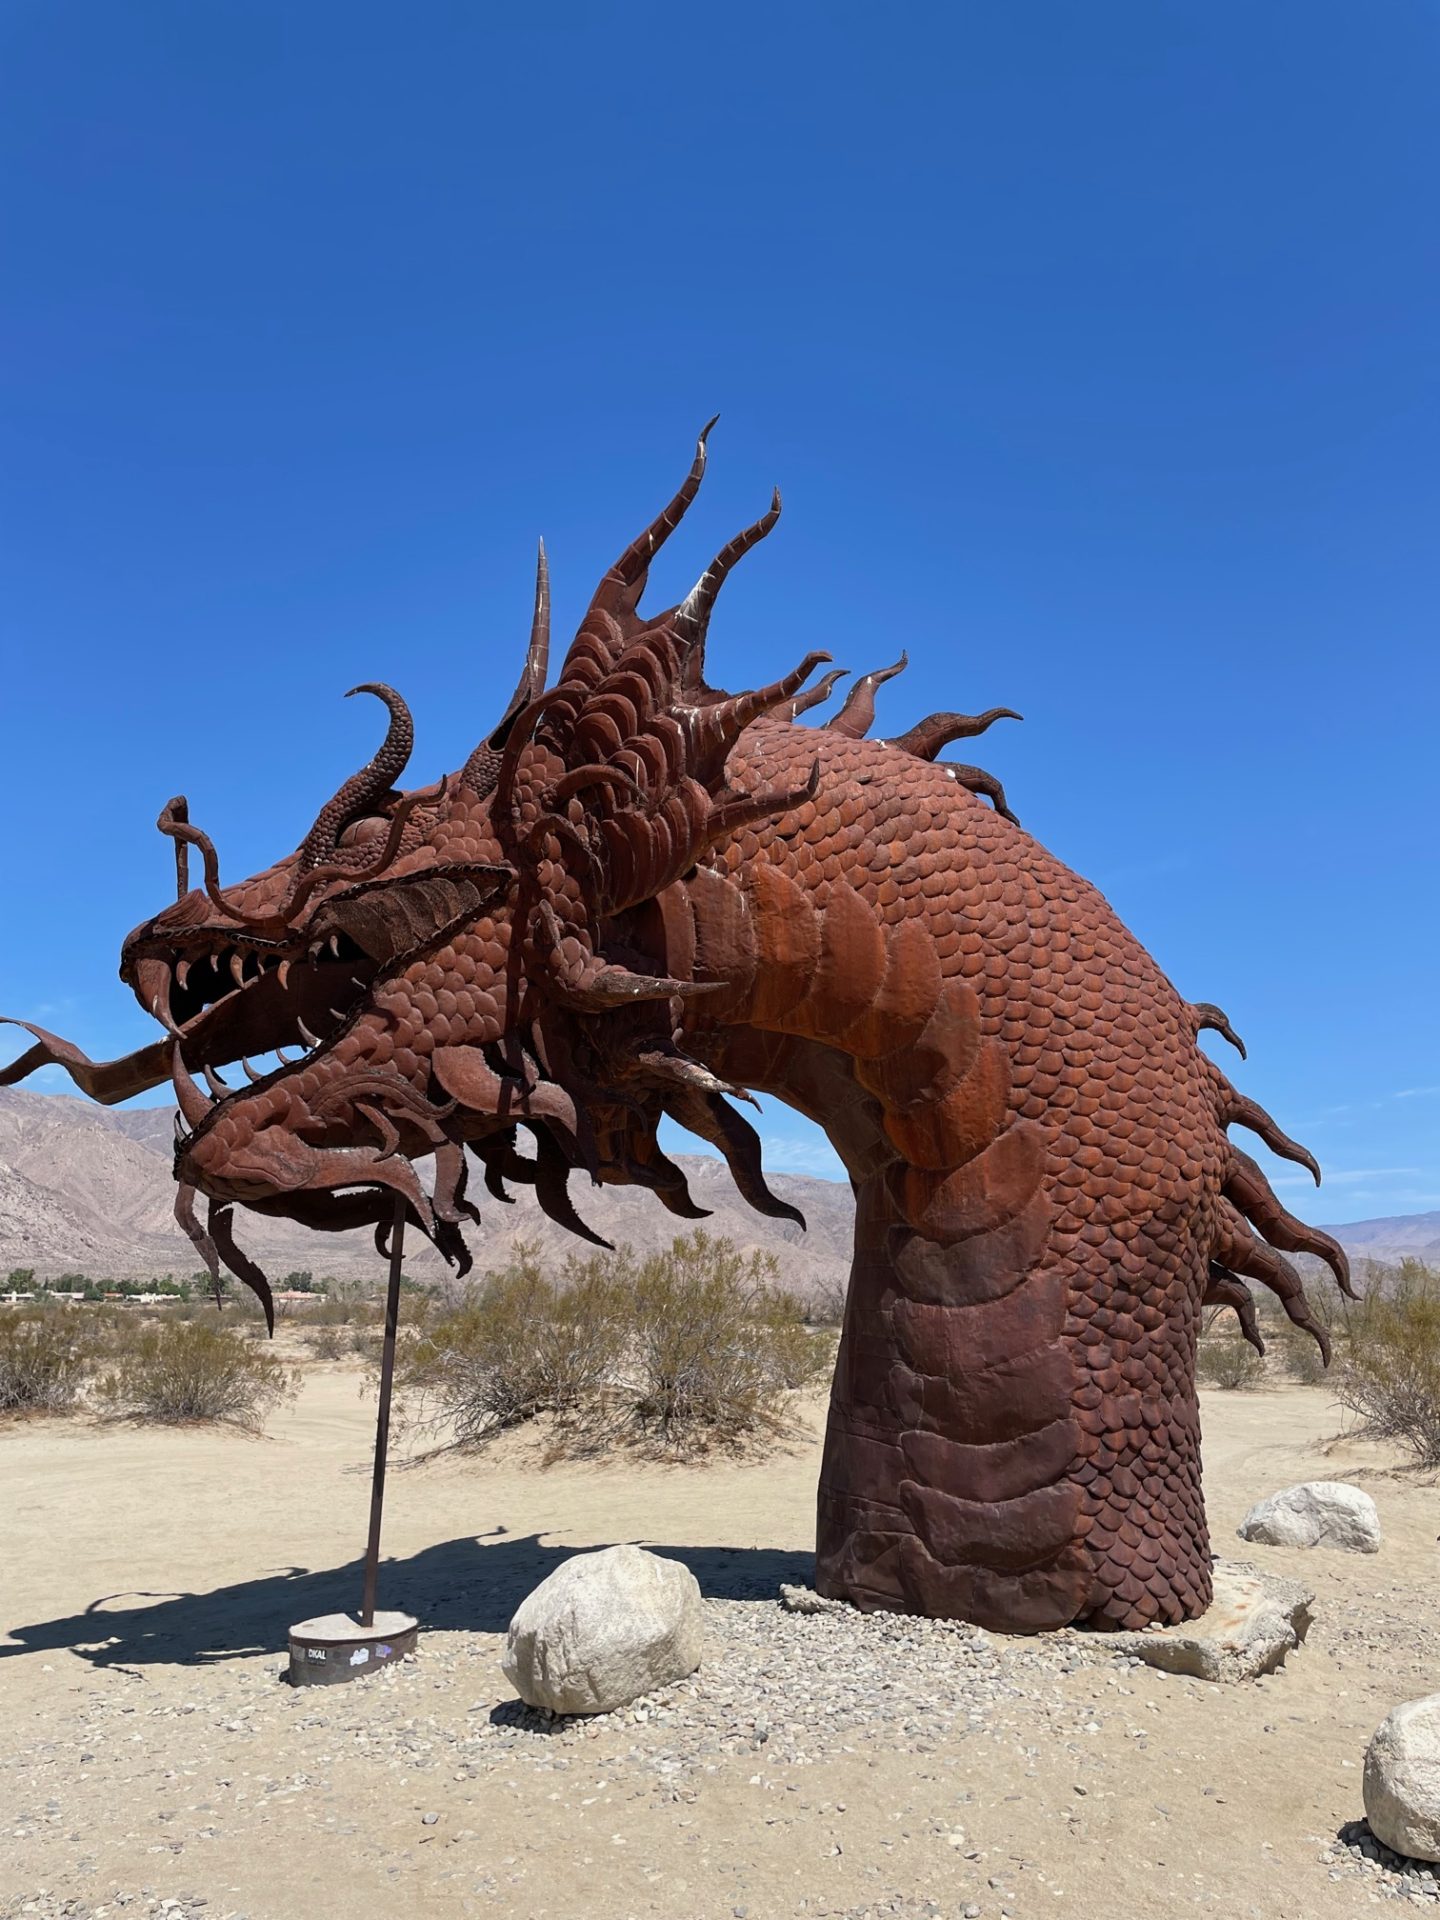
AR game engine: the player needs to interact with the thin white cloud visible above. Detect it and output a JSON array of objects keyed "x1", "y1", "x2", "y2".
[
  {"x1": 1393, "y1": 1086, "x2": 1440, "y2": 1101},
  {"x1": 760, "y1": 1134, "x2": 847, "y2": 1179}
]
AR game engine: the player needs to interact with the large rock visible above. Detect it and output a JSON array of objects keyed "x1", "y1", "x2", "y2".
[
  {"x1": 1237, "y1": 1481, "x2": 1381, "y2": 1554},
  {"x1": 502, "y1": 1546, "x2": 704, "y2": 1715},
  {"x1": 1104, "y1": 1561, "x2": 1314, "y2": 1682},
  {"x1": 1365, "y1": 1697, "x2": 1440, "y2": 1861}
]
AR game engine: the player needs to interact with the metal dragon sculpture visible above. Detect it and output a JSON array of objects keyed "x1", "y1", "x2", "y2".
[{"x1": 1, "y1": 426, "x2": 1352, "y2": 1632}]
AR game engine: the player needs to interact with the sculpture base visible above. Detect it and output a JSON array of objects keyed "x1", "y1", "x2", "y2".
[{"x1": 287, "y1": 1610, "x2": 417, "y2": 1686}]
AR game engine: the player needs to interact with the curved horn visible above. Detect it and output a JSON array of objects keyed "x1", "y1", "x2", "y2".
[
  {"x1": 826, "y1": 653, "x2": 908, "y2": 739},
  {"x1": 888, "y1": 709, "x2": 1023, "y2": 760},
  {"x1": 673, "y1": 488, "x2": 783, "y2": 677},
  {"x1": 788, "y1": 667, "x2": 849, "y2": 720},
  {"x1": 297, "y1": 684, "x2": 414, "y2": 873},
  {"x1": 490, "y1": 540, "x2": 553, "y2": 744},
  {"x1": 606, "y1": 417, "x2": 717, "y2": 597}
]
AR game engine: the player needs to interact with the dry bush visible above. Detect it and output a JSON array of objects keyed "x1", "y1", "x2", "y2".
[
  {"x1": 1335, "y1": 1260, "x2": 1440, "y2": 1466},
  {"x1": 394, "y1": 1231, "x2": 829, "y2": 1456},
  {"x1": 395, "y1": 1243, "x2": 626, "y2": 1445},
  {"x1": 808, "y1": 1274, "x2": 850, "y2": 1328},
  {"x1": 624, "y1": 1232, "x2": 829, "y2": 1450},
  {"x1": 300, "y1": 1285, "x2": 384, "y2": 1329},
  {"x1": 0, "y1": 1309, "x2": 91, "y2": 1414},
  {"x1": 304, "y1": 1326, "x2": 347, "y2": 1361},
  {"x1": 1196, "y1": 1322, "x2": 1266, "y2": 1390},
  {"x1": 1276, "y1": 1323, "x2": 1330, "y2": 1386},
  {"x1": 95, "y1": 1319, "x2": 299, "y2": 1430}
]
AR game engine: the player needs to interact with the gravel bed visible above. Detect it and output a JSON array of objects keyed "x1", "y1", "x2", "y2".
[
  {"x1": 1320, "y1": 1820, "x2": 1440, "y2": 1904},
  {"x1": 6, "y1": 1591, "x2": 1135, "y2": 1809}
]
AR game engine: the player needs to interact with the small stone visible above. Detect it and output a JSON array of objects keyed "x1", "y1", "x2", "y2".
[
  {"x1": 1238, "y1": 1482, "x2": 1382, "y2": 1554},
  {"x1": 778, "y1": 1585, "x2": 847, "y2": 1616},
  {"x1": 421, "y1": 1811, "x2": 439, "y2": 1826}
]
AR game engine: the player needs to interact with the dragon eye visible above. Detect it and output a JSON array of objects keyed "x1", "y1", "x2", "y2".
[{"x1": 336, "y1": 816, "x2": 388, "y2": 849}]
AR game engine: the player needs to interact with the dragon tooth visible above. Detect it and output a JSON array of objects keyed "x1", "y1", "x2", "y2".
[
  {"x1": 297, "y1": 1017, "x2": 322, "y2": 1048},
  {"x1": 241, "y1": 1056, "x2": 262, "y2": 1083},
  {"x1": 176, "y1": 957, "x2": 191, "y2": 990},
  {"x1": 276, "y1": 958, "x2": 291, "y2": 992},
  {"x1": 328, "y1": 933, "x2": 341, "y2": 958},
  {"x1": 229, "y1": 950, "x2": 248, "y2": 989},
  {"x1": 202, "y1": 1062, "x2": 230, "y2": 1099}
]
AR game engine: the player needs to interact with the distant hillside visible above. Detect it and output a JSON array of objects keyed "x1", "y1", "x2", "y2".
[
  {"x1": 0, "y1": 1087, "x2": 854, "y2": 1297},
  {"x1": 1321, "y1": 1210, "x2": 1440, "y2": 1266},
  {"x1": 0, "y1": 1086, "x2": 1433, "y2": 1290}
]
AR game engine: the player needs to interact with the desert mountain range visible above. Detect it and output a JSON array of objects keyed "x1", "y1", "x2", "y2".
[{"x1": 1, "y1": 1086, "x2": 1434, "y2": 1291}]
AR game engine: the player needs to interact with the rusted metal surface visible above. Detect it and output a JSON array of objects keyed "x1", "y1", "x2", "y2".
[
  {"x1": 1, "y1": 427, "x2": 1353, "y2": 1632},
  {"x1": 361, "y1": 1194, "x2": 407, "y2": 1629}
]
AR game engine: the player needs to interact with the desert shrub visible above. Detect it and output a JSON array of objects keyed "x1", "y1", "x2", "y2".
[
  {"x1": 300, "y1": 1285, "x2": 383, "y2": 1328},
  {"x1": 1334, "y1": 1261, "x2": 1440, "y2": 1465},
  {"x1": 808, "y1": 1274, "x2": 849, "y2": 1328},
  {"x1": 1276, "y1": 1322, "x2": 1330, "y2": 1386},
  {"x1": 1196, "y1": 1323, "x2": 1265, "y2": 1390},
  {"x1": 395, "y1": 1243, "x2": 626, "y2": 1444},
  {"x1": 394, "y1": 1232, "x2": 828, "y2": 1456},
  {"x1": 95, "y1": 1319, "x2": 299, "y2": 1430},
  {"x1": 0, "y1": 1309, "x2": 91, "y2": 1414},
  {"x1": 304, "y1": 1326, "x2": 347, "y2": 1361},
  {"x1": 625, "y1": 1232, "x2": 829, "y2": 1449}
]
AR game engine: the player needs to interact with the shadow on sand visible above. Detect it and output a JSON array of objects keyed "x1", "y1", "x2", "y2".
[{"x1": 2, "y1": 1532, "x2": 814, "y2": 1670}]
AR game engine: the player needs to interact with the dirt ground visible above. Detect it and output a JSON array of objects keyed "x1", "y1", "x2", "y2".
[{"x1": 2, "y1": 1363, "x2": 1437, "y2": 1920}]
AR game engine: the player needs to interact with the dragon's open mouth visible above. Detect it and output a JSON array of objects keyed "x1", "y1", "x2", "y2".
[{"x1": 125, "y1": 928, "x2": 378, "y2": 1076}]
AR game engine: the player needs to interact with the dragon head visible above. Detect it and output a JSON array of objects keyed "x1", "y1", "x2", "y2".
[{"x1": 5, "y1": 426, "x2": 844, "y2": 1326}]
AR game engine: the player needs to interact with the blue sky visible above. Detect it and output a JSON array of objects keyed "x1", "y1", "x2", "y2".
[{"x1": 2, "y1": 3, "x2": 1435, "y2": 1225}]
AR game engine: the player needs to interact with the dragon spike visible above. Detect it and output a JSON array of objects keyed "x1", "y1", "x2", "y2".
[
  {"x1": 674, "y1": 487, "x2": 783, "y2": 675},
  {"x1": 559, "y1": 965, "x2": 726, "y2": 1012},
  {"x1": 531, "y1": 1128, "x2": 613, "y2": 1249},
  {"x1": 202, "y1": 1061, "x2": 230, "y2": 1100},
  {"x1": 1222, "y1": 1089, "x2": 1322, "y2": 1186},
  {"x1": 169, "y1": 1041, "x2": 214, "y2": 1129},
  {"x1": 1191, "y1": 1001, "x2": 1247, "y2": 1060},
  {"x1": 787, "y1": 667, "x2": 849, "y2": 720},
  {"x1": 690, "y1": 651, "x2": 832, "y2": 782},
  {"x1": 493, "y1": 539, "x2": 553, "y2": 738},
  {"x1": 296, "y1": 683, "x2": 414, "y2": 874},
  {"x1": 1204, "y1": 1265, "x2": 1265, "y2": 1355},
  {"x1": 175, "y1": 1182, "x2": 224, "y2": 1309},
  {"x1": 825, "y1": 653, "x2": 909, "y2": 739},
  {"x1": 699, "y1": 759, "x2": 821, "y2": 852},
  {"x1": 888, "y1": 708, "x2": 1023, "y2": 761},
  {"x1": 209, "y1": 1200, "x2": 276, "y2": 1335},
  {"x1": 663, "y1": 1085, "x2": 807, "y2": 1230},
  {"x1": 165, "y1": 795, "x2": 190, "y2": 900},
  {"x1": 607, "y1": 417, "x2": 718, "y2": 597}
]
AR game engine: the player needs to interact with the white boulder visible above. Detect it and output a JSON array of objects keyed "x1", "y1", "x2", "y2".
[
  {"x1": 502, "y1": 1545, "x2": 703, "y2": 1715},
  {"x1": 1365, "y1": 1696, "x2": 1440, "y2": 1862},
  {"x1": 1237, "y1": 1481, "x2": 1381, "y2": 1555},
  {"x1": 1105, "y1": 1561, "x2": 1314, "y2": 1683}
]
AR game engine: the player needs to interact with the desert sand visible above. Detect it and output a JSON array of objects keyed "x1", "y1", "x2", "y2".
[{"x1": 3, "y1": 1365, "x2": 1438, "y2": 1920}]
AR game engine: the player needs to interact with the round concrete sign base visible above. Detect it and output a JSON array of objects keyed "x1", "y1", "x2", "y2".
[{"x1": 287, "y1": 1610, "x2": 418, "y2": 1686}]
